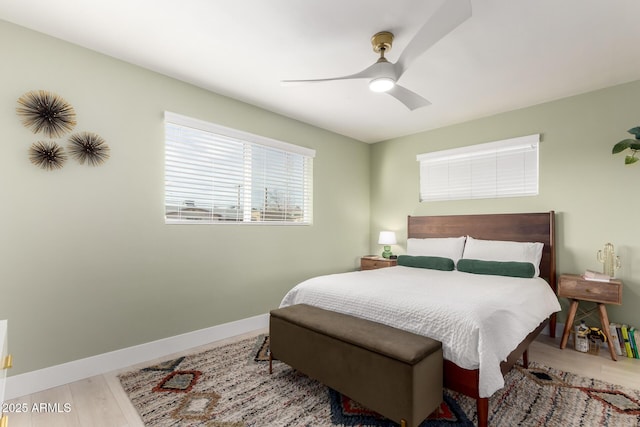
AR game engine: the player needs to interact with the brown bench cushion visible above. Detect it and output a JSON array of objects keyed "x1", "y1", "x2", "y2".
[{"x1": 270, "y1": 304, "x2": 441, "y2": 364}]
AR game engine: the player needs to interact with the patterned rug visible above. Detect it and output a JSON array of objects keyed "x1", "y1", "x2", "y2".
[{"x1": 118, "y1": 335, "x2": 640, "y2": 426}]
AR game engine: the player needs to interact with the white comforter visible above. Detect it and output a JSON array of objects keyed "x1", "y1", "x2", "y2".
[{"x1": 279, "y1": 266, "x2": 561, "y2": 397}]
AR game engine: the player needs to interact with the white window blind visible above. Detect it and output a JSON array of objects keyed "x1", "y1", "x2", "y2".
[
  {"x1": 417, "y1": 134, "x2": 539, "y2": 202},
  {"x1": 164, "y1": 112, "x2": 315, "y2": 224}
]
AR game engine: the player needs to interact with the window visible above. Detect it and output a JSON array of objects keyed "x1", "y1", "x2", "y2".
[
  {"x1": 164, "y1": 112, "x2": 315, "y2": 224},
  {"x1": 417, "y1": 134, "x2": 539, "y2": 202}
]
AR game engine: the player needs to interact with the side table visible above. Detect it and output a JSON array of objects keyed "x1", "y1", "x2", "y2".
[{"x1": 558, "y1": 273, "x2": 622, "y2": 361}]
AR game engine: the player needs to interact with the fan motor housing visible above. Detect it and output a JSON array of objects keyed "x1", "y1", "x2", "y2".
[{"x1": 371, "y1": 31, "x2": 394, "y2": 53}]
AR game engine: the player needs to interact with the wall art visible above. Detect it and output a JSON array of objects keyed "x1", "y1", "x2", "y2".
[
  {"x1": 28, "y1": 141, "x2": 67, "y2": 170},
  {"x1": 16, "y1": 90, "x2": 77, "y2": 138},
  {"x1": 68, "y1": 132, "x2": 110, "y2": 166}
]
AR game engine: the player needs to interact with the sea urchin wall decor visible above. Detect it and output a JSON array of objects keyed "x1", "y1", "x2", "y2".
[
  {"x1": 29, "y1": 141, "x2": 67, "y2": 170},
  {"x1": 16, "y1": 90, "x2": 77, "y2": 138},
  {"x1": 68, "y1": 132, "x2": 110, "y2": 166}
]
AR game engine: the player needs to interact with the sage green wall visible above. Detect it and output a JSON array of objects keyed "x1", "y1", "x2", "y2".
[
  {"x1": 0, "y1": 20, "x2": 370, "y2": 375},
  {"x1": 371, "y1": 80, "x2": 640, "y2": 327}
]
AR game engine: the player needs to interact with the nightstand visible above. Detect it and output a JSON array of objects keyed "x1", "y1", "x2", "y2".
[
  {"x1": 558, "y1": 273, "x2": 622, "y2": 361},
  {"x1": 360, "y1": 256, "x2": 397, "y2": 270}
]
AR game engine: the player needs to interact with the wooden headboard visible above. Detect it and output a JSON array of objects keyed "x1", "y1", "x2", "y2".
[{"x1": 407, "y1": 211, "x2": 556, "y2": 292}]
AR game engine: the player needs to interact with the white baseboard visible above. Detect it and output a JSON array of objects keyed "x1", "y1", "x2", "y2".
[{"x1": 6, "y1": 313, "x2": 269, "y2": 400}]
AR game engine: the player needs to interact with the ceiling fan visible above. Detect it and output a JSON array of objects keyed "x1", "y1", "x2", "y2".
[{"x1": 282, "y1": 0, "x2": 472, "y2": 110}]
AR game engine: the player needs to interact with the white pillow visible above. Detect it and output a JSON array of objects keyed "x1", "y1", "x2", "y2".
[
  {"x1": 406, "y1": 236, "x2": 466, "y2": 264},
  {"x1": 462, "y1": 236, "x2": 544, "y2": 277}
]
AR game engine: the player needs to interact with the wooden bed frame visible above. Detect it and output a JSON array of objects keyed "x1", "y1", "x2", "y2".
[{"x1": 408, "y1": 211, "x2": 557, "y2": 427}]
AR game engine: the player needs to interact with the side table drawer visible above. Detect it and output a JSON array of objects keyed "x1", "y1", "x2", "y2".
[
  {"x1": 558, "y1": 274, "x2": 622, "y2": 305},
  {"x1": 361, "y1": 257, "x2": 397, "y2": 270}
]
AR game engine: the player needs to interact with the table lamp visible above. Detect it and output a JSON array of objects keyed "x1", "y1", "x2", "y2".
[{"x1": 378, "y1": 231, "x2": 397, "y2": 259}]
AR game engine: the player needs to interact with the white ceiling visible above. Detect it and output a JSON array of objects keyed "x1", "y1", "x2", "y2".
[{"x1": 2, "y1": 0, "x2": 640, "y2": 143}]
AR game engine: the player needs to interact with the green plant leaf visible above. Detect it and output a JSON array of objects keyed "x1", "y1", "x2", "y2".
[
  {"x1": 625, "y1": 155, "x2": 639, "y2": 165},
  {"x1": 612, "y1": 139, "x2": 633, "y2": 154},
  {"x1": 628, "y1": 126, "x2": 640, "y2": 138},
  {"x1": 631, "y1": 143, "x2": 640, "y2": 150}
]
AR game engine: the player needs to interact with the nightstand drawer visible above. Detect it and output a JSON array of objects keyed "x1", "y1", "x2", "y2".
[
  {"x1": 558, "y1": 274, "x2": 622, "y2": 305},
  {"x1": 361, "y1": 257, "x2": 397, "y2": 270}
]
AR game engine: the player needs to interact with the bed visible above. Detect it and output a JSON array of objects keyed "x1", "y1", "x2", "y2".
[{"x1": 279, "y1": 211, "x2": 560, "y2": 427}]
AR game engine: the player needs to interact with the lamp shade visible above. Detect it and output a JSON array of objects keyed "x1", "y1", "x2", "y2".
[{"x1": 378, "y1": 231, "x2": 397, "y2": 245}]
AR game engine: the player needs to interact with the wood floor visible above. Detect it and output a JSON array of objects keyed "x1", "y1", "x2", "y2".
[{"x1": 4, "y1": 330, "x2": 640, "y2": 427}]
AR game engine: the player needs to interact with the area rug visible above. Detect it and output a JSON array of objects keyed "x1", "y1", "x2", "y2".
[{"x1": 118, "y1": 335, "x2": 640, "y2": 426}]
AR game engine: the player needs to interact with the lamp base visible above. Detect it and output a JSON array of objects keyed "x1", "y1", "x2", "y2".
[{"x1": 381, "y1": 245, "x2": 392, "y2": 259}]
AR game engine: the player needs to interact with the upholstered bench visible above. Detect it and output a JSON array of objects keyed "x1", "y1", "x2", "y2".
[{"x1": 269, "y1": 304, "x2": 443, "y2": 427}]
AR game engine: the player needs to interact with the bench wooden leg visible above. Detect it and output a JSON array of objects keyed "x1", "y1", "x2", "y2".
[
  {"x1": 269, "y1": 352, "x2": 273, "y2": 374},
  {"x1": 400, "y1": 419, "x2": 406, "y2": 427},
  {"x1": 522, "y1": 348, "x2": 529, "y2": 368},
  {"x1": 477, "y1": 397, "x2": 488, "y2": 427}
]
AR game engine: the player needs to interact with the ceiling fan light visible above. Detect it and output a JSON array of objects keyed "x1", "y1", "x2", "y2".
[{"x1": 369, "y1": 77, "x2": 395, "y2": 93}]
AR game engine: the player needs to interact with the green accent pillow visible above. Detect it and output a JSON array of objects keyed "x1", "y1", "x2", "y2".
[
  {"x1": 457, "y1": 259, "x2": 535, "y2": 278},
  {"x1": 397, "y1": 255, "x2": 455, "y2": 271}
]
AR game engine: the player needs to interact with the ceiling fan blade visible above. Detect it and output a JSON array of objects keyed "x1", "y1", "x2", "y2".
[
  {"x1": 395, "y1": 0, "x2": 471, "y2": 78},
  {"x1": 387, "y1": 85, "x2": 431, "y2": 110},
  {"x1": 281, "y1": 62, "x2": 380, "y2": 86}
]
